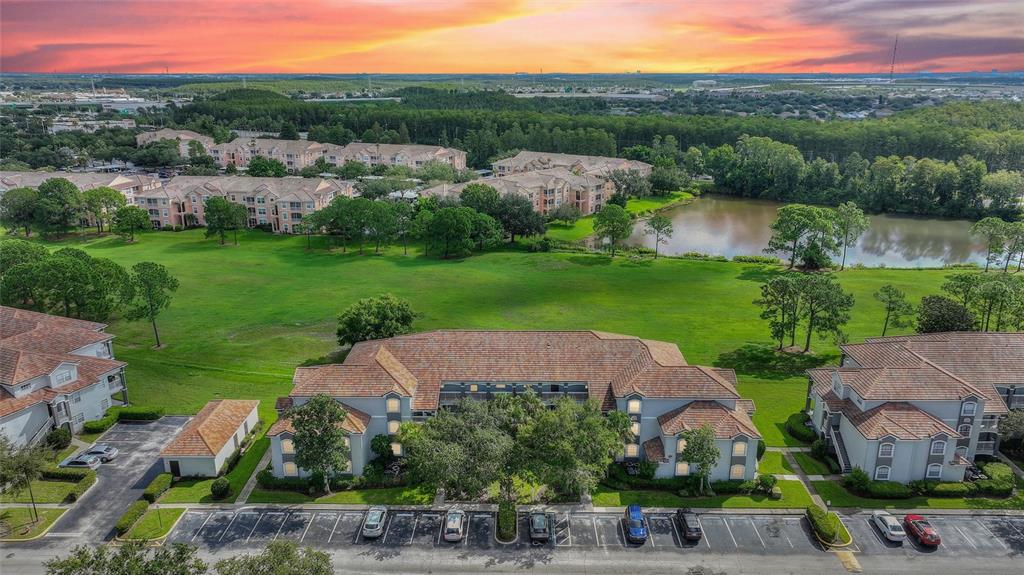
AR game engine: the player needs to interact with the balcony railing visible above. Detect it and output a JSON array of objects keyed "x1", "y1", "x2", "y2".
[{"x1": 976, "y1": 441, "x2": 996, "y2": 454}]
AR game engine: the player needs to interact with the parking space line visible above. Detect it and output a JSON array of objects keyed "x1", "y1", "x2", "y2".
[
  {"x1": 976, "y1": 520, "x2": 1008, "y2": 549},
  {"x1": 593, "y1": 516, "x2": 599, "y2": 546},
  {"x1": 409, "y1": 514, "x2": 419, "y2": 544},
  {"x1": 617, "y1": 517, "x2": 626, "y2": 547},
  {"x1": 1004, "y1": 519, "x2": 1024, "y2": 539},
  {"x1": 381, "y1": 513, "x2": 394, "y2": 543},
  {"x1": 748, "y1": 518, "x2": 766, "y2": 549},
  {"x1": 299, "y1": 514, "x2": 315, "y2": 542},
  {"x1": 697, "y1": 517, "x2": 710, "y2": 549},
  {"x1": 192, "y1": 512, "x2": 213, "y2": 542},
  {"x1": 952, "y1": 524, "x2": 976, "y2": 550},
  {"x1": 326, "y1": 513, "x2": 342, "y2": 544},
  {"x1": 218, "y1": 513, "x2": 239, "y2": 542},
  {"x1": 669, "y1": 516, "x2": 681, "y2": 546},
  {"x1": 647, "y1": 518, "x2": 656, "y2": 548},
  {"x1": 780, "y1": 519, "x2": 795, "y2": 548},
  {"x1": 274, "y1": 513, "x2": 288, "y2": 540},
  {"x1": 246, "y1": 513, "x2": 261, "y2": 542},
  {"x1": 864, "y1": 518, "x2": 887, "y2": 546},
  {"x1": 721, "y1": 517, "x2": 738, "y2": 548},
  {"x1": 556, "y1": 512, "x2": 571, "y2": 547}
]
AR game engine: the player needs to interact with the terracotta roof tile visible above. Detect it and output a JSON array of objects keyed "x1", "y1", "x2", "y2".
[
  {"x1": 0, "y1": 354, "x2": 125, "y2": 417},
  {"x1": 160, "y1": 400, "x2": 259, "y2": 457},
  {"x1": 266, "y1": 402, "x2": 371, "y2": 436},
  {"x1": 845, "y1": 402, "x2": 960, "y2": 440},
  {"x1": 642, "y1": 437, "x2": 668, "y2": 463},
  {"x1": 657, "y1": 401, "x2": 761, "y2": 439}
]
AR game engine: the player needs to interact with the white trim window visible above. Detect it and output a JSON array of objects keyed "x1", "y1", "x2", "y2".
[
  {"x1": 54, "y1": 371, "x2": 72, "y2": 385},
  {"x1": 624, "y1": 443, "x2": 639, "y2": 458},
  {"x1": 729, "y1": 464, "x2": 745, "y2": 480},
  {"x1": 961, "y1": 402, "x2": 977, "y2": 416},
  {"x1": 281, "y1": 438, "x2": 295, "y2": 454},
  {"x1": 878, "y1": 443, "x2": 895, "y2": 458},
  {"x1": 626, "y1": 399, "x2": 641, "y2": 414},
  {"x1": 930, "y1": 440, "x2": 946, "y2": 456},
  {"x1": 630, "y1": 421, "x2": 640, "y2": 437},
  {"x1": 874, "y1": 465, "x2": 891, "y2": 481},
  {"x1": 387, "y1": 420, "x2": 400, "y2": 434},
  {"x1": 675, "y1": 461, "x2": 690, "y2": 476},
  {"x1": 926, "y1": 463, "x2": 942, "y2": 479},
  {"x1": 386, "y1": 398, "x2": 401, "y2": 413},
  {"x1": 390, "y1": 442, "x2": 403, "y2": 457},
  {"x1": 957, "y1": 424, "x2": 972, "y2": 437},
  {"x1": 732, "y1": 442, "x2": 747, "y2": 457},
  {"x1": 283, "y1": 462, "x2": 298, "y2": 477}
]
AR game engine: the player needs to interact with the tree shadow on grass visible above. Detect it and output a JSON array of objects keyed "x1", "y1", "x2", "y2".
[
  {"x1": 735, "y1": 264, "x2": 788, "y2": 284},
  {"x1": 715, "y1": 343, "x2": 828, "y2": 380},
  {"x1": 566, "y1": 255, "x2": 613, "y2": 267}
]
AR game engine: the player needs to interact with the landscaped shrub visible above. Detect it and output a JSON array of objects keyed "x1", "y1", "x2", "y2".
[
  {"x1": 117, "y1": 407, "x2": 164, "y2": 421},
  {"x1": 257, "y1": 468, "x2": 310, "y2": 491},
  {"x1": 810, "y1": 439, "x2": 829, "y2": 460},
  {"x1": 756, "y1": 474, "x2": 777, "y2": 494},
  {"x1": 866, "y1": 480, "x2": 912, "y2": 499},
  {"x1": 980, "y1": 462, "x2": 1013, "y2": 483},
  {"x1": 83, "y1": 410, "x2": 119, "y2": 434},
  {"x1": 45, "y1": 428, "x2": 72, "y2": 450},
  {"x1": 930, "y1": 482, "x2": 974, "y2": 497},
  {"x1": 143, "y1": 473, "x2": 173, "y2": 503},
  {"x1": 709, "y1": 480, "x2": 746, "y2": 494},
  {"x1": 219, "y1": 450, "x2": 242, "y2": 476},
  {"x1": 756, "y1": 440, "x2": 766, "y2": 461},
  {"x1": 66, "y1": 470, "x2": 97, "y2": 503},
  {"x1": 806, "y1": 505, "x2": 843, "y2": 544},
  {"x1": 116, "y1": 500, "x2": 150, "y2": 535},
  {"x1": 603, "y1": 463, "x2": 696, "y2": 492},
  {"x1": 210, "y1": 477, "x2": 230, "y2": 499},
  {"x1": 785, "y1": 413, "x2": 817, "y2": 443},
  {"x1": 975, "y1": 479, "x2": 1014, "y2": 497},
  {"x1": 732, "y1": 255, "x2": 782, "y2": 265},
  {"x1": 497, "y1": 498, "x2": 516, "y2": 541},
  {"x1": 842, "y1": 468, "x2": 871, "y2": 493},
  {"x1": 637, "y1": 460, "x2": 658, "y2": 480}
]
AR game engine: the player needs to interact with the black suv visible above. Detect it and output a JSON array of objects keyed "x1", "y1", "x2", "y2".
[
  {"x1": 675, "y1": 510, "x2": 703, "y2": 541},
  {"x1": 528, "y1": 512, "x2": 551, "y2": 543}
]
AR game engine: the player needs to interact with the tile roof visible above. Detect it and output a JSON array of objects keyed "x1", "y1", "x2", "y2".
[
  {"x1": 656, "y1": 400, "x2": 761, "y2": 439},
  {"x1": 160, "y1": 400, "x2": 260, "y2": 457},
  {"x1": 291, "y1": 330, "x2": 740, "y2": 411},
  {"x1": 266, "y1": 401, "x2": 371, "y2": 436},
  {"x1": 491, "y1": 151, "x2": 652, "y2": 174},
  {"x1": 642, "y1": 437, "x2": 668, "y2": 463},
  {"x1": 0, "y1": 353, "x2": 125, "y2": 418},
  {"x1": 845, "y1": 402, "x2": 960, "y2": 440},
  {"x1": 421, "y1": 167, "x2": 608, "y2": 202}
]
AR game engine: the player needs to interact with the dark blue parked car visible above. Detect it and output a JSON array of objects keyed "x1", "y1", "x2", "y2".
[{"x1": 623, "y1": 504, "x2": 648, "y2": 544}]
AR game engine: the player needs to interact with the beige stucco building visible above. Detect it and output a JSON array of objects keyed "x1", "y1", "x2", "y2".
[
  {"x1": 136, "y1": 129, "x2": 216, "y2": 158},
  {"x1": 422, "y1": 166, "x2": 614, "y2": 216}
]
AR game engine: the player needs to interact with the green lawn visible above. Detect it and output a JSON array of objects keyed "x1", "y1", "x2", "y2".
[
  {"x1": 545, "y1": 191, "x2": 692, "y2": 242},
  {"x1": 75, "y1": 431, "x2": 106, "y2": 445},
  {"x1": 0, "y1": 508, "x2": 66, "y2": 541},
  {"x1": 812, "y1": 480, "x2": 1024, "y2": 510},
  {"x1": 0, "y1": 479, "x2": 78, "y2": 503},
  {"x1": 160, "y1": 437, "x2": 269, "y2": 503},
  {"x1": 793, "y1": 453, "x2": 833, "y2": 476},
  {"x1": 122, "y1": 508, "x2": 186, "y2": 540},
  {"x1": 38, "y1": 228, "x2": 955, "y2": 448},
  {"x1": 247, "y1": 485, "x2": 435, "y2": 505},
  {"x1": 758, "y1": 451, "x2": 795, "y2": 475},
  {"x1": 592, "y1": 479, "x2": 813, "y2": 508}
]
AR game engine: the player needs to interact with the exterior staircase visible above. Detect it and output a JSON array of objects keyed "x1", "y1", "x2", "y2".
[{"x1": 829, "y1": 427, "x2": 853, "y2": 473}]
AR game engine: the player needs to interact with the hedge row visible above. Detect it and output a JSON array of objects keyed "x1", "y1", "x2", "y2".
[
  {"x1": 143, "y1": 473, "x2": 173, "y2": 503},
  {"x1": 602, "y1": 463, "x2": 697, "y2": 492},
  {"x1": 785, "y1": 413, "x2": 817, "y2": 443},
  {"x1": 82, "y1": 411, "x2": 118, "y2": 434},
  {"x1": 806, "y1": 505, "x2": 844, "y2": 544},
  {"x1": 116, "y1": 500, "x2": 150, "y2": 536},
  {"x1": 41, "y1": 467, "x2": 96, "y2": 503},
  {"x1": 81, "y1": 406, "x2": 166, "y2": 434},
  {"x1": 497, "y1": 499, "x2": 516, "y2": 542},
  {"x1": 255, "y1": 467, "x2": 360, "y2": 493}
]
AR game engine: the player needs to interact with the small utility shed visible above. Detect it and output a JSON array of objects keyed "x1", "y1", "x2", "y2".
[{"x1": 160, "y1": 399, "x2": 259, "y2": 477}]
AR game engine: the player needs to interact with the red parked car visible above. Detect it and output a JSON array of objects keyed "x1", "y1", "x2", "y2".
[{"x1": 903, "y1": 514, "x2": 941, "y2": 547}]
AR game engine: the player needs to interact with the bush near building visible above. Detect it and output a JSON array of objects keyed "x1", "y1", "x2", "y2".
[
  {"x1": 143, "y1": 473, "x2": 172, "y2": 503},
  {"x1": 115, "y1": 500, "x2": 150, "y2": 536}
]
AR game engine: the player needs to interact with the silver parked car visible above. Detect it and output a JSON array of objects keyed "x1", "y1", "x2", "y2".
[
  {"x1": 871, "y1": 510, "x2": 906, "y2": 543},
  {"x1": 361, "y1": 506, "x2": 387, "y2": 539},
  {"x1": 443, "y1": 510, "x2": 467, "y2": 542},
  {"x1": 83, "y1": 444, "x2": 118, "y2": 462},
  {"x1": 59, "y1": 454, "x2": 101, "y2": 470}
]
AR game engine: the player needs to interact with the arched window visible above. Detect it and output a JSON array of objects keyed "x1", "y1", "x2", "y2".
[
  {"x1": 874, "y1": 466, "x2": 891, "y2": 481},
  {"x1": 957, "y1": 424, "x2": 972, "y2": 437},
  {"x1": 961, "y1": 402, "x2": 977, "y2": 416},
  {"x1": 675, "y1": 461, "x2": 690, "y2": 476},
  {"x1": 730, "y1": 464, "x2": 746, "y2": 480},
  {"x1": 930, "y1": 440, "x2": 946, "y2": 456},
  {"x1": 926, "y1": 463, "x2": 942, "y2": 479},
  {"x1": 955, "y1": 446, "x2": 968, "y2": 459},
  {"x1": 732, "y1": 441, "x2": 747, "y2": 457},
  {"x1": 878, "y1": 443, "x2": 894, "y2": 458},
  {"x1": 387, "y1": 420, "x2": 400, "y2": 434}
]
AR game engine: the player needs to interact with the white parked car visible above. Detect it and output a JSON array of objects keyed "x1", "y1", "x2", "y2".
[
  {"x1": 443, "y1": 510, "x2": 466, "y2": 542},
  {"x1": 361, "y1": 506, "x2": 387, "y2": 539},
  {"x1": 871, "y1": 510, "x2": 906, "y2": 542}
]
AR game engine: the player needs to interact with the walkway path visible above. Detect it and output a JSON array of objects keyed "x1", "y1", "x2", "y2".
[
  {"x1": 778, "y1": 448, "x2": 827, "y2": 508},
  {"x1": 235, "y1": 448, "x2": 271, "y2": 503}
]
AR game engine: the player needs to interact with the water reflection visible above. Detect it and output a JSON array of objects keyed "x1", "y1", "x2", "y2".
[{"x1": 626, "y1": 195, "x2": 988, "y2": 267}]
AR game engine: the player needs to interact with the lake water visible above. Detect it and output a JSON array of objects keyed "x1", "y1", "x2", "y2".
[{"x1": 626, "y1": 195, "x2": 988, "y2": 267}]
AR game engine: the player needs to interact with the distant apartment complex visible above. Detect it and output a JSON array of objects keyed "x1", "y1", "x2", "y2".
[
  {"x1": 268, "y1": 330, "x2": 760, "y2": 481},
  {"x1": 422, "y1": 167, "x2": 614, "y2": 216},
  {"x1": 209, "y1": 138, "x2": 467, "y2": 172},
  {"x1": 491, "y1": 151, "x2": 652, "y2": 177},
  {"x1": 0, "y1": 306, "x2": 128, "y2": 448},
  {"x1": 807, "y1": 332, "x2": 1023, "y2": 484},
  {"x1": 50, "y1": 117, "x2": 136, "y2": 134},
  {"x1": 0, "y1": 171, "x2": 161, "y2": 205},
  {"x1": 135, "y1": 175, "x2": 354, "y2": 232},
  {"x1": 136, "y1": 128, "x2": 215, "y2": 158}
]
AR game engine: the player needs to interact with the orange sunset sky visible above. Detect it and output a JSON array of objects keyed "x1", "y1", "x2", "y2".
[{"x1": 1, "y1": 0, "x2": 1022, "y2": 74}]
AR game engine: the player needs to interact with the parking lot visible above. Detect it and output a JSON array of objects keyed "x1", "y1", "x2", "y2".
[
  {"x1": 844, "y1": 513, "x2": 1024, "y2": 558},
  {"x1": 166, "y1": 508, "x2": 828, "y2": 555}
]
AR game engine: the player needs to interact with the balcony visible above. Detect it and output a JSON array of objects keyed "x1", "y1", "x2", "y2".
[{"x1": 976, "y1": 441, "x2": 996, "y2": 454}]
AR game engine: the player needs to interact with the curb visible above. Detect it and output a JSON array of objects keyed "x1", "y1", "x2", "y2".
[
  {"x1": 113, "y1": 507, "x2": 187, "y2": 547},
  {"x1": 0, "y1": 508, "x2": 68, "y2": 542}
]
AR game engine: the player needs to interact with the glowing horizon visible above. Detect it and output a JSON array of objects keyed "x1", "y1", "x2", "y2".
[{"x1": 2, "y1": 0, "x2": 1022, "y2": 74}]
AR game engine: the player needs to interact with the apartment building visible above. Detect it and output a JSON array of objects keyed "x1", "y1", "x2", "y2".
[
  {"x1": 134, "y1": 175, "x2": 354, "y2": 233},
  {"x1": 209, "y1": 138, "x2": 328, "y2": 171},
  {"x1": 0, "y1": 171, "x2": 161, "y2": 205},
  {"x1": 50, "y1": 117, "x2": 137, "y2": 134},
  {"x1": 806, "y1": 332, "x2": 1022, "y2": 483},
  {"x1": 492, "y1": 151, "x2": 652, "y2": 177},
  {"x1": 160, "y1": 400, "x2": 260, "y2": 477},
  {"x1": 421, "y1": 167, "x2": 614, "y2": 216},
  {"x1": 136, "y1": 128, "x2": 215, "y2": 158},
  {"x1": 324, "y1": 142, "x2": 467, "y2": 170},
  {"x1": 0, "y1": 306, "x2": 128, "y2": 447},
  {"x1": 268, "y1": 330, "x2": 760, "y2": 481}
]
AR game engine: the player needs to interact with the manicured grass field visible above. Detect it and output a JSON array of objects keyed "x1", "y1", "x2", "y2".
[
  {"x1": 757, "y1": 451, "x2": 795, "y2": 475},
  {"x1": 812, "y1": 480, "x2": 1024, "y2": 510},
  {"x1": 545, "y1": 191, "x2": 692, "y2": 242},
  {"x1": 45, "y1": 227, "x2": 954, "y2": 449},
  {"x1": 0, "y1": 479, "x2": 78, "y2": 503},
  {"x1": 0, "y1": 508, "x2": 66, "y2": 541},
  {"x1": 122, "y1": 508, "x2": 186, "y2": 540},
  {"x1": 247, "y1": 485, "x2": 435, "y2": 505},
  {"x1": 592, "y1": 479, "x2": 813, "y2": 508},
  {"x1": 793, "y1": 453, "x2": 833, "y2": 476},
  {"x1": 160, "y1": 437, "x2": 269, "y2": 503}
]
